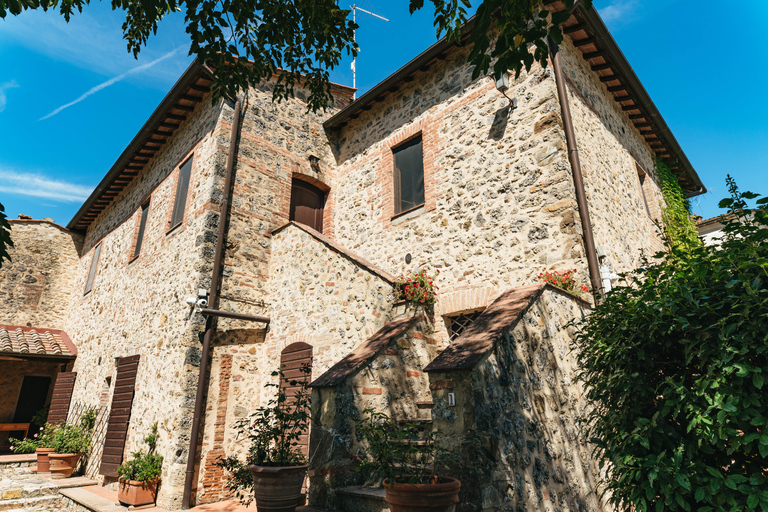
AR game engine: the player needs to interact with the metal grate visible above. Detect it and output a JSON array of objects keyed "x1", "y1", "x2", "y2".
[{"x1": 446, "y1": 310, "x2": 483, "y2": 342}]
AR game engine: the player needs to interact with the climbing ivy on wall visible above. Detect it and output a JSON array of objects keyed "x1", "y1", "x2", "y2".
[{"x1": 656, "y1": 160, "x2": 701, "y2": 253}]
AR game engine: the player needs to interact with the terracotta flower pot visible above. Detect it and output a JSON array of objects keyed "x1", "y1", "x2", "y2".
[
  {"x1": 118, "y1": 478, "x2": 159, "y2": 507},
  {"x1": 384, "y1": 477, "x2": 461, "y2": 512},
  {"x1": 48, "y1": 453, "x2": 82, "y2": 479},
  {"x1": 35, "y1": 447, "x2": 55, "y2": 474},
  {"x1": 248, "y1": 464, "x2": 308, "y2": 512}
]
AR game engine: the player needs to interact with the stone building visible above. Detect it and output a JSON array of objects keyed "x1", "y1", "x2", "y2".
[{"x1": 1, "y1": 2, "x2": 705, "y2": 511}]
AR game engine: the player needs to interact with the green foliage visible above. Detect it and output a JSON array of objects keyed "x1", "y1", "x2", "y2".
[
  {"x1": 574, "y1": 179, "x2": 768, "y2": 512},
  {"x1": 354, "y1": 409, "x2": 455, "y2": 485},
  {"x1": 657, "y1": 159, "x2": 701, "y2": 253},
  {"x1": 9, "y1": 435, "x2": 41, "y2": 454},
  {"x1": 0, "y1": 0, "x2": 588, "y2": 111},
  {"x1": 217, "y1": 367, "x2": 311, "y2": 505},
  {"x1": 31, "y1": 406, "x2": 49, "y2": 431},
  {"x1": 117, "y1": 423, "x2": 163, "y2": 482},
  {"x1": 0, "y1": 201, "x2": 12, "y2": 269}
]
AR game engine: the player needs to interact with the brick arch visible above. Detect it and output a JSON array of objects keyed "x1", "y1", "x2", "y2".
[{"x1": 436, "y1": 286, "x2": 497, "y2": 317}]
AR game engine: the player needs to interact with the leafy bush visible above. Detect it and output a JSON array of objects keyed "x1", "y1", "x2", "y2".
[
  {"x1": 574, "y1": 178, "x2": 768, "y2": 512},
  {"x1": 216, "y1": 367, "x2": 311, "y2": 505},
  {"x1": 117, "y1": 423, "x2": 163, "y2": 482},
  {"x1": 354, "y1": 409, "x2": 455, "y2": 485},
  {"x1": 9, "y1": 408, "x2": 94, "y2": 454}
]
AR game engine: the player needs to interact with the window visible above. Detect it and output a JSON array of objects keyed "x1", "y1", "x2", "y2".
[
  {"x1": 84, "y1": 243, "x2": 102, "y2": 294},
  {"x1": 133, "y1": 202, "x2": 150, "y2": 258},
  {"x1": 290, "y1": 179, "x2": 326, "y2": 233},
  {"x1": 170, "y1": 156, "x2": 193, "y2": 229},
  {"x1": 393, "y1": 135, "x2": 425, "y2": 215},
  {"x1": 445, "y1": 310, "x2": 483, "y2": 342}
]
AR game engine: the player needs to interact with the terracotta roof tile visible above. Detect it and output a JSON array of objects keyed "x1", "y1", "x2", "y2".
[
  {"x1": 310, "y1": 316, "x2": 423, "y2": 388},
  {"x1": 424, "y1": 283, "x2": 546, "y2": 372},
  {"x1": 0, "y1": 324, "x2": 76, "y2": 358}
]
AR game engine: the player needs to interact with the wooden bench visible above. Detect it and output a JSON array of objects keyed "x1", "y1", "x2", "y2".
[{"x1": 0, "y1": 423, "x2": 31, "y2": 437}]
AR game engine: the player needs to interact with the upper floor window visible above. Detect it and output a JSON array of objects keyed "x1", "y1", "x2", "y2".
[
  {"x1": 84, "y1": 242, "x2": 102, "y2": 294},
  {"x1": 133, "y1": 202, "x2": 150, "y2": 259},
  {"x1": 393, "y1": 135, "x2": 424, "y2": 215},
  {"x1": 445, "y1": 310, "x2": 484, "y2": 342},
  {"x1": 170, "y1": 156, "x2": 193, "y2": 229},
  {"x1": 290, "y1": 179, "x2": 326, "y2": 233}
]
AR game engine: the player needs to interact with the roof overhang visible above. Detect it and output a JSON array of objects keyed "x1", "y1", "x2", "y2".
[{"x1": 324, "y1": 2, "x2": 704, "y2": 197}]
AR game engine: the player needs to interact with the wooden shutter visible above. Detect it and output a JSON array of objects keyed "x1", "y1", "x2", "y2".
[
  {"x1": 280, "y1": 343, "x2": 313, "y2": 457},
  {"x1": 290, "y1": 180, "x2": 325, "y2": 233},
  {"x1": 99, "y1": 355, "x2": 140, "y2": 478},
  {"x1": 170, "y1": 157, "x2": 193, "y2": 228},
  {"x1": 133, "y1": 202, "x2": 150, "y2": 258},
  {"x1": 47, "y1": 372, "x2": 77, "y2": 424},
  {"x1": 84, "y1": 243, "x2": 101, "y2": 294}
]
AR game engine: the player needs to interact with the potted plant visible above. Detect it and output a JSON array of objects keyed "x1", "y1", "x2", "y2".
[
  {"x1": 355, "y1": 409, "x2": 460, "y2": 512},
  {"x1": 48, "y1": 409, "x2": 96, "y2": 479},
  {"x1": 217, "y1": 367, "x2": 311, "y2": 512},
  {"x1": 394, "y1": 266, "x2": 439, "y2": 307},
  {"x1": 117, "y1": 423, "x2": 163, "y2": 507}
]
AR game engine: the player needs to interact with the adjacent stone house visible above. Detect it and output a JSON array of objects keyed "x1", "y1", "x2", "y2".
[{"x1": 1, "y1": 2, "x2": 705, "y2": 510}]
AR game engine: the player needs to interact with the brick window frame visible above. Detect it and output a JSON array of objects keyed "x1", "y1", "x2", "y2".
[
  {"x1": 279, "y1": 169, "x2": 333, "y2": 235},
  {"x1": 379, "y1": 119, "x2": 437, "y2": 227}
]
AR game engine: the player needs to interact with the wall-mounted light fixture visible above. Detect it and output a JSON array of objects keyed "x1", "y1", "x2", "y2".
[{"x1": 495, "y1": 71, "x2": 517, "y2": 109}]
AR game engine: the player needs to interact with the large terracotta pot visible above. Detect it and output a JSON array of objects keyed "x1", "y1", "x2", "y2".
[
  {"x1": 248, "y1": 464, "x2": 308, "y2": 512},
  {"x1": 118, "y1": 479, "x2": 159, "y2": 507},
  {"x1": 48, "y1": 453, "x2": 82, "y2": 479},
  {"x1": 35, "y1": 447, "x2": 55, "y2": 474},
  {"x1": 384, "y1": 477, "x2": 461, "y2": 512}
]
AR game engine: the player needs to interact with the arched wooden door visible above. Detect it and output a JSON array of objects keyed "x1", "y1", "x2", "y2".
[{"x1": 280, "y1": 342, "x2": 313, "y2": 458}]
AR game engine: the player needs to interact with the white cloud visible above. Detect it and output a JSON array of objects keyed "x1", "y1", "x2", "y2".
[
  {"x1": 0, "y1": 81, "x2": 20, "y2": 112},
  {"x1": 0, "y1": 170, "x2": 93, "y2": 203},
  {"x1": 40, "y1": 46, "x2": 184, "y2": 121},
  {"x1": 598, "y1": 0, "x2": 638, "y2": 24}
]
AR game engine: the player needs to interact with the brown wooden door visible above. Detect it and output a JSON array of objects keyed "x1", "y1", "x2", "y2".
[
  {"x1": 290, "y1": 180, "x2": 325, "y2": 233},
  {"x1": 99, "y1": 355, "x2": 140, "y2": 478},
  {"x1": 279, "y1": 342, "x2": 313, "y2": 458},
  {"x1": 47, "y1": 372, "x2": 76, "y2": 425}
]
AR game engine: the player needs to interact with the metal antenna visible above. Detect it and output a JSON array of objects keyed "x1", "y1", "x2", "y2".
[{"x1": 351, "y1": 4, "x2": 390, "y2": 99}]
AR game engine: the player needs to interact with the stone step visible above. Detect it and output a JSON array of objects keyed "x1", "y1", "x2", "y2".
[
  {"x1": 397, "y1": 418, "x2": 432, "y2": 425},
  {"x1": 335, "y1": 486, "x2": 389, "y2": 512},
  {"x1": 415, "y1": 401, "x2": 434, "y2": 409},
  {"x1": 387, "y1": 438, "x2": 427, "y2": 446},
  {"x1": 0, "y1": 495, "x2": 62, "y2": 511}
]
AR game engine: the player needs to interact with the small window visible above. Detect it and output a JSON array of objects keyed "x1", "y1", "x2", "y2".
[
  {"x1": 84, "y1": 243, "x2": 102, "y2": 294},
  {"x1": 393, "y1": 135, "x2": 425, "y2": 215},
  {"x1": 635, "y1": 163, "x2": 653, "y2": 219},
  {"x1": 170, "y1": 156, "x2": 193, "y2": 229},
  {"x1": 133, "y1": 202, "x2": 150, "y2": 258},
  {"x1": 445, "y1": 310, "x2": 483, "y2": 342}
]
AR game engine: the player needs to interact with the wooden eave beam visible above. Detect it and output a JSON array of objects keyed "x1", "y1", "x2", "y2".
[
  {"x1": 188, "y1": 84, "x2": 209, "y2": 93},
  {"x1": 592, "y1": 63, "x2": 613, "y2": 72},
  {"x1": 166, "y1": 114, "x2": 187, "y2": 121},
  {"x1": 622, "y1": 105, "x2": 640, "y2": 111},
  {"x1": 564, "y1": 23, "x2": 586, "y2": 34},
  {"x1": 573, "y1": 36, "x2": 596, "y2": 47},
  {"x1": 600, "y1": 75, "x2": 620, "y2": 82},
  {"x1": 180, "y1": 94, "x2": 202, "y2": 102},
  {"x1": 582, "y1": 50, "x2": 605, "y2": 60},
  {"x1": 613, "y1": 95, "x2": 632, "y2": 102},
  {"x1": 173, "y1": 104, "x2": 195, "y2": 112},
  {"x1": 607, "y1": 85, "x2": 626, "y2": 92}
]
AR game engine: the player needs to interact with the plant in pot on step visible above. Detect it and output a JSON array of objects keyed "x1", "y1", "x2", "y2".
[
  {"x1": 117, "y1": 423, "x2": 164, "y2": 507},
  {"x1": 48, "y1": 408, "x2": 96, "y2": 479},
  {"x1": 355, "y1": 409, "x2": 461, "y2": 512},
  {"x1": 217, "y1": 366, "x2": 311, "y2": 512},
  {"x1": 9, "y1": 421, "x2": 56, "y2": 474}
]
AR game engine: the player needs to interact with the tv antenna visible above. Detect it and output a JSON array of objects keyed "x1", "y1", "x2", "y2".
[{"x1": 351, "y1": 4, "x2": 390, "y2": 99}]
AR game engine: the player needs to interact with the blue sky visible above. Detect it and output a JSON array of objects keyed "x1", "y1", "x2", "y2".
[{"x1": 0, "y1": 0, "x2": 766, "y2": 226}]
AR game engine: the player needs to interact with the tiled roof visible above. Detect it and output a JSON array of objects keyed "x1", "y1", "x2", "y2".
[
  {"x1": 0, "y1": 325, "x2": 76, "y2": 358},
  {"x1": 424, "y1": 284, "x2": 546, "y2": 372},
  {"x1": 310, "y1": 316, "x2": 424, "y2": 388}
]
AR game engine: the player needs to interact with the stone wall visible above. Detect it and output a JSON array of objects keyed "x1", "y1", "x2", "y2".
[
  {"x1": 308, "y1": 316, "x2": 439, "y2": 509},
  {"x1": 63, "y1": 92, "x2": 228, "y2": 509},
  {"x1": 428, "y1": 287, "x2": 604, "y2": 512},
  {"x1": 329, "y1": 44, "x2": 587, "y2": 320},
  {"x1": 0, "y1": 220, "x2": 83, "y2": 329},
  {"x1": 558, "y1": 38, "x2": 667, "y2": 268},
  {"x1": 195, "y1": 221, "x2": 397, "y2": 503}
]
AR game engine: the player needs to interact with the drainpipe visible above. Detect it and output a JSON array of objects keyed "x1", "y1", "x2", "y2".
[
  {"x1": 182, "y1": 95, "x2": 244, "y2": 509},
  {"x1": 548, "y1": 37, "x2": 605, "y2": 300}
]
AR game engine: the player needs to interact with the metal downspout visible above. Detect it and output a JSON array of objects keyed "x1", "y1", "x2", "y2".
[
  {"x1": 182, "y1": 96, "x2": 244, "y2": 509},
  {"x1": 548, "y1": 38, "x2": 605, "y2": 300}
]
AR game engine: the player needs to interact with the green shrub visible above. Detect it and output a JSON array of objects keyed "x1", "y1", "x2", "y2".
[
  {"x1": 117, "y1": 423, "x2": 163, "y2": 482},
  {"x1": 574, "y1": 178, "x2": 768, "y2": 512}
]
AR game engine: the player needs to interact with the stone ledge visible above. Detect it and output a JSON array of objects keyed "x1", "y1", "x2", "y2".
[{"x1": 336, "y1": 486, "x2": 386, "y2": 501}]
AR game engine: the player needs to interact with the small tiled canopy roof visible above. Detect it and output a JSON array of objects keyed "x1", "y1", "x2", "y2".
[{"x1": 0, "y1": 325, "x2": 77, "y2": 358}]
